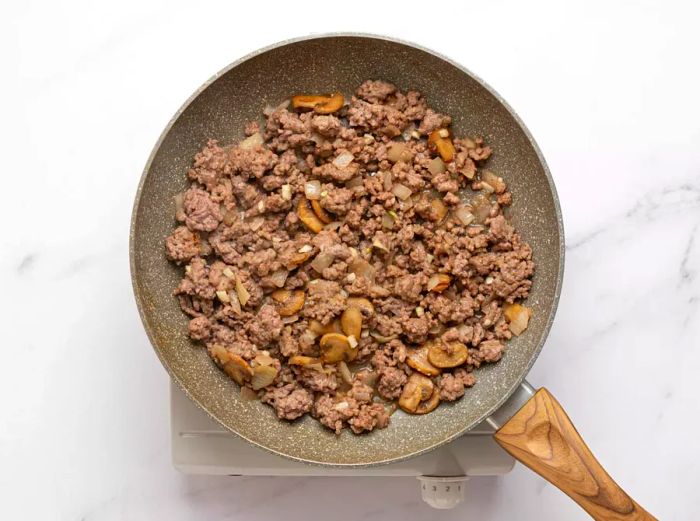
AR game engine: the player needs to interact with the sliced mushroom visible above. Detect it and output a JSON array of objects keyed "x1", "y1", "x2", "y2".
[
  {"x1": 291, "y1": 92, "x2": 344, "y2": 114},
  {"x1": 426, "y1": 273, "x2": 451, "y2": 293},
  {"x1": 341, "y1": 307, "x2": 363, "y2": 339},
  {"x1": 308, "y1": 319, "x2": 343, "y2": 336},
  {"x1": 428, "y1": 341, "x2": 469, "y2": 368},
  {"x1": 250, "y1": 365, "x2": 278, "y2": 390},
  {"x1": 406, "y1": 346, "x2": 442, "y2": 376},
  {"x1": 286, "y1": 251, "x2": 312, "y2": 269},
  {"x1": 223, "y1": 354, "x2": 254, "y2": 385},
  {"x1": 319, "y1": 333, "x2": 350, "y2": 363},
  {"x1": 271, "y1": 289, "x2": 305, "y2": 316},
  {"x1": 399, "y1": 373, "x2": 435, "y2": 413},
  {"x1": 288, "y1": 355, "x2": 322, "y2": 366},
  {"x1": 346, "y1": 297, "x2": 375, "y2": 315},
  {"x1": 428, "y1": 128, "x2": 456, "y2": 162},
  {"x1": 414, "y1": 388, "x2": 441, "y2": 414},
  {"x1": 297, "y1": 199, "x2": 324, "y2": 233},
  {"x1": 311, "y1": 199, "x2": 333, "y2": 224}
]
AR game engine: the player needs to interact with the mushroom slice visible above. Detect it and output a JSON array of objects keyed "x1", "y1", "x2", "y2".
[
  {"x1": 297, "y1": 199, "x2": 324, "y2": 233},
  {"x1": 341, "y1": 307, "x2": 363, "y2": 339},
  {"x1": 311, "y1": 199, "x2": 333, "y2": 224},
  {"x1": 428, "y1": 128, "x2": 456, "y2": 162},
  {"x1": 223, "y1": 354, "x2": 254, "y2": 385},
  {"x1": 271, "y1": 289, "x2": 305, "y2": 316},
  {"x1": 398, "y1": 373, "x2": 435, "y2": 413},
  {"x1": 346, "y1": 297, "x2": 375, "y2": 315},
  {"x1": 288, "y1": 355, "x2": 322, "y2": 366},
  {"x1": 428, "y1": 341, "x2": 469, "y2": 368},
  {"x1": 319, "y1": 333, "x2": 350, "y2": 363},
  {"x1": 414, "y1": 388, "x2": 441, "y2": 414},
  {"x1": 291, "y1": 92, "x2": 344, "y2": 114},
  {"x1": 406, "y1": 346, "x2": 442, "y2": 376}
]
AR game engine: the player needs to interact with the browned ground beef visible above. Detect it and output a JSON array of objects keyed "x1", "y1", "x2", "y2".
[{"x1": 165, "y1": 80, "x2": 535, "y2": 434}]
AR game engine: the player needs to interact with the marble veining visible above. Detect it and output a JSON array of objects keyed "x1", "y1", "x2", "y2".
[{"x1": 2, "y1": 1, "x2": 699, "y2": 520}]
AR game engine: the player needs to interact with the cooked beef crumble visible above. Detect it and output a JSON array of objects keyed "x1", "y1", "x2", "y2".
[{"x1": 165, "y1": 80, "x2": 535, "y2": 434}]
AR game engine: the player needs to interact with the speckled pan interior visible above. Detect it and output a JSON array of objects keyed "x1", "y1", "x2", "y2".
[{"x1": 130, "y1": 34, "x2": 564, "y2": 466}]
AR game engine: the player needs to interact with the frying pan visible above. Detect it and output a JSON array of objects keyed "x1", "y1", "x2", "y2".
[{"x1": 130, "y1": 34, "x2": 655, "y2": 520}]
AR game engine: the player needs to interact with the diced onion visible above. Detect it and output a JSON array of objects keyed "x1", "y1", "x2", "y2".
[
  {"x1": 347, "y1": 335, "x2": 358, "y2": 348},
  {"x1": 310, "y1": 252, "x2": 335, "y2": 273},
  {"x1": 249, "y1": 216, "x2": 265, "y2": 231},
  {"x1": 174, "y1": 192, "x2": 184, "y2": 218},
  {"x1": 281, "y1": 184, "x2": 292, "y2": 201},
  {"x1": 454, "y1": 206, "x2": 475, "y2": 226},
  {"x1": 504, "y1": 304, "x2": 532, "y2": 336},
  {"x1": 472, "y1": 194, "x2": 492, "y2": 223},
  {"x1": 239, "y1": 132, "x2": 263, "y2": 150},
  {"x1": 381, "y1": 213, "x2": 395, "y2": 230},
  {"x1": 349, "y1": 257, "x2": 376, "y2": 281},
  {"x1": 338, "y1": 361, "x2": 353, "y2": 385},
  {"x1": 228, "y1": 291, "x2": 242, "y2": 315},
  {"x1": 216, "y1": 290, "x2": 230, "y2": 303},
  {"x1": 481, "y1": 170, "x2": 507, "y2": 194},
  {"x1": 254, "y1": 353, "x2": 275, "y2": 366},
  {"x1": 428, "y1": 157, "x2": 446, "y2": 175},
  {"x1": 235, "y1": 277, "x2": 250, "y2": 306},
  {"x1": 240, "y1": 387, "x2": 259, "y2": 401},
  {"x1": 345, "y1": 176, "x2": 364, "y2": 189},
  {"x1": 324, "y1": 221, "x2": 342, "y2": 231},
  {"x1": 369, "y1": 332, "x2": 397, "y2": 344},
  {"x1": 304, "y1": 180, "x2": 322, "y2": 200},
  {"x1": 310, "y1": 132, "x2": 325, "y2": 145},
  {"x1": 269, "y1": 269, "x2": 288, "y2": 288},
  {"x1": 382, "y1": 170, "x2": 393, "y2": 191},
  {"x1": 281, "y1": 314, "x2": 299, "y2": 324},
  {"x1": 223, "y1": 267, "x2": 235, "y2": 278},
  {"x1": 391, "y1": 183, "x2": 412, "y2": 201},
  {"x1": 333, "y1": 151, "x2": 354, "y2": 168},
  {"x1": 298, "y1": 244, "x2": 313, "y2": 253},
  {"x1": 263, "y1": 105, "x2": 276, "y2": 117}
]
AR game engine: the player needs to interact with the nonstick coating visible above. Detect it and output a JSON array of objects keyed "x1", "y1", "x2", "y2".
[{"x1": 130, "y1": 34, "x2": 564, "y2": 466}]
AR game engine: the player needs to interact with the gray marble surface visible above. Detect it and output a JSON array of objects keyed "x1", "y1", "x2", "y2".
[{"x1": 2, "y1": 1, "x2": 699, "y2": 519}]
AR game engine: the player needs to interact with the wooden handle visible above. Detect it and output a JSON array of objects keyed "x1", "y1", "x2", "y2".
[{"x1": 494, "y1": 388, "x2": 656, "y2": 520}]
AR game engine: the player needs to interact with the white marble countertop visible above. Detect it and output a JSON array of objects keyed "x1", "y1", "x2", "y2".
[{"x1": 2, "y1": 1, "x2": 699, "y2": 519}]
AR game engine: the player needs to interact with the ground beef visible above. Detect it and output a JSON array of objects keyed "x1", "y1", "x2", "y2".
[
  {"x1": 262, "y1": 383, "x2": 313, "y2": 420},
  {"x1": 166, "y1": 80, "x2": 535, "y2": 434},
  {"x1": 165, "y1": 226, "x2": 200, "y2": 263},
  {"x1": 377, "y1": 366, "x2": 408, "y2": 400},
  {"x1": 183, "y1": 187, "x2": 221, "y2": 232}
]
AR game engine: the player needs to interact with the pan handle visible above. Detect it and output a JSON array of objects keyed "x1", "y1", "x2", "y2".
[{"x1": 489, "y1": 383, "x2": 656, "y2": 521}]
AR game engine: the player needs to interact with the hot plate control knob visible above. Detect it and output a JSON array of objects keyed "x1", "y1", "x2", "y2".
[{"x1": 417, "y1": 476, "x2": 468, "y2": 509}]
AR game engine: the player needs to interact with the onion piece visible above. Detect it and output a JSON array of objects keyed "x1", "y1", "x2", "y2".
[
  {"x1": 454, "y1": 206, "x2": 475, "y2": 226},
  {"x1": 427, "y1": 157, "x2": 446, "y2": 175},
  {"x1": 391, "y1": 183, "x2": 412, "y2": 201},
  {"x1": 369, "y1": 332, "x2": 397, "y2": 344},
  {"x1": 346, "y1": 176, "x2": 364, "y2": 189},
  {"x1": 338, "y1": 361, "x2": 353, "y2": 385},
  {"x1": 281, "y1": 184, "x2": 292, "y2": 201},
  {"x1": 382, "y1": 170, "x2": 393, "y2": 191},
  {"x1": 481, "y1": 170, "x2": 506, "y2": 194},
  {"x1": 228, "y1": 291, "x2": 242, "y2": 315},
  {"x1": 174, "y1": 192, "x2": 184, "y2": 218},
  {"x1": 281, "y1": 314, "x2": 299, "y2": 324},
  {"x1": 239, "y1": 132, "x2": 263, "y2": 150},
  {"x1": 304, "y1": 180, "x2": 322, "y2": 200},
  {"x1": 249, "y1": 216, "x2": 265, "y2": 231},
  {"x1": 269, "y1": 269, "x2": 288, "y2": 288},
  {"x1": 240, "y1": 386, "x2": 259, "y2": 401},
  {"x1": 472, "y1": 194, "x2": 492, "y2": 223},
  {"x1": 504, "y1": 303, "x2": 532, "y2": 336},
  {"x1": 332, "y1": 151, "x2": 354, "y2": 168},
  {"x1": 381, "y1": 212, "x2": 395, "y2": 230},
  {"x1": 349, "y1": 257, "x2": 376, "y2": 281},
  {"x1": 310, "y1": 251, "x2": 335, "y2": 273},
  {"x1": 235, "y1": 277, "x2": 250, "y2": 306}
]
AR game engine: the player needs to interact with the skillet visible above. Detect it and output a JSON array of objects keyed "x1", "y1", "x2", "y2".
[{"x1": 130, "y1": 34, "x2": 654, "y2": 520}]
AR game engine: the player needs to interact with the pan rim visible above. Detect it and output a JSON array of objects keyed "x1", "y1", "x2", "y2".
[{"x1": 129, "y1": 32, "x2": 565, "y2": 468}]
